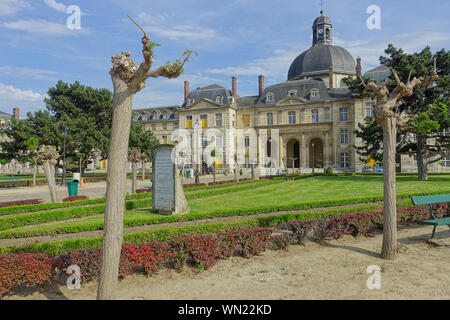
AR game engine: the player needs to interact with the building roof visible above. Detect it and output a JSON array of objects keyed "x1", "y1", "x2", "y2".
[
  {"x1": 0, "y1": 111, "x2": 12, "y2": 121},
  {"x1": 288, "y1": 44, "x2": 356, "y2": 80},
  {"x1": 313, "y1": 13, "x2": 331, "y2": 25},
  {"x1": 133, "y1": 106, "x2": 180, "y2": 122},
  {"x1": 182, "y1": 84, "x2": 234, "y2": 108},
  {"x1": 235, "y1": 79, "x2": 352, "y2": 108},
  {"x1": 364, "y1": 65, "x2": 391, "y2": 83}
]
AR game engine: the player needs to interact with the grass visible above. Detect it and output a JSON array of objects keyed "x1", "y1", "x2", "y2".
[
  {"x1": 187, "y1": 175, "x2": 450, "y2": 213},
  {"x1": 0, "y1": 175, "x2": 448, "y2": 249}
]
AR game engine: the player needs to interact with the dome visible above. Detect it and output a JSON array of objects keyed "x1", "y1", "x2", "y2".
[{"x1": 288, "y1": 44, "x2": 356, "y2": 80}]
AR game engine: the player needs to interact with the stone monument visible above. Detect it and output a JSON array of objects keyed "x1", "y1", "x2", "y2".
[{"x1": 152, "y1": 144, "x2": 189, "y2": 215}]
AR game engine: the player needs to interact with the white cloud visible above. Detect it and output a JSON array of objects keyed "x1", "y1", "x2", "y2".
[
  {"x1": 0, "y1": 83, "x2": 46, "y2": 113},
  {"x1": 43, "y1": 0, "x2": 67, "y2": 13},
  {"x1": 0, "y1": 65, "x2": 58, "y2": 80},
  {"x1": 2, "y1": 19, "x2": 87, "y2": 36},
  {"x1": 206, "y1": 46, "x2": 305, "y2": 80},
  {"x1": 137, "y1": 12, "x2": 220, "y2": 42},
  {"x1": 0, "y1": 0, "x2": 29, "y2": 16},
  {"x1": 335, "y1": 31, "x2": 450, "y2": 71}
]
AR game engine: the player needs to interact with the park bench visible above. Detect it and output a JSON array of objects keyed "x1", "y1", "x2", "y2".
[{"x1": 411, "y1": 193, "x2": 450, "y2": 239}]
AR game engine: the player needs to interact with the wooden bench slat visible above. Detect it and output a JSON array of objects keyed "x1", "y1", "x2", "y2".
[{"x1": 411, "y1": 193, "x2": 450, "y2": 206}]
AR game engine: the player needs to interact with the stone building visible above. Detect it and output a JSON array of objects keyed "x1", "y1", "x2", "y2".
[{"x1": 131, "y1": 12, "x2": 449, "y2": 174}]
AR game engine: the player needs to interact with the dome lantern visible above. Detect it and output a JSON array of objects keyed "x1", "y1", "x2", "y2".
[{"x1": 313, "y1": 11, "x2": 332, "y2": 46}]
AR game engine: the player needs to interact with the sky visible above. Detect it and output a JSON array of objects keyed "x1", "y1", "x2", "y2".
[{"x1": 0, "y1": 0, "x2": 449, "y2": 116}]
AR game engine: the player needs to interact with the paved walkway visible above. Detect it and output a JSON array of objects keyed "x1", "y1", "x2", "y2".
[{"x1": 0, "y1": 173, "x2": 253, "y2": 203}]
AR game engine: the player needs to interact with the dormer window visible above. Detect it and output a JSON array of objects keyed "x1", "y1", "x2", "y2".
[
  {"x1": 266, "y1": 93, "x2": 273, "y2": 103},
  {"x1": 288, "y1": 90, "x2": 297, "y2": 97},
  {"x1": 187, "y1": 98, "x2": 194, "y2": 105},
  {"x1": 215, "y1": 96, "x2": 223, "y2": 104},
  {"x1": 311, "y1": 89, "x2": 319, "y2": 98}
]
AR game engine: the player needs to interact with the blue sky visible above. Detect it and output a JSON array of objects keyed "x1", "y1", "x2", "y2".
[{"x1": 0, "y1": 0, "x2": 449, "y2": 115}]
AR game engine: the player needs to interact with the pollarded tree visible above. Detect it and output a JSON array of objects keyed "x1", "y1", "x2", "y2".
[
  {"x1": 359, "y1": 58, "x2": 438, "y2": 260},
  {"x1": 97, "y1": 17, "x2": 194, "y2": 300},
  {"x1": 36, "y1": 145, "x2": 60, "y2": 203}
]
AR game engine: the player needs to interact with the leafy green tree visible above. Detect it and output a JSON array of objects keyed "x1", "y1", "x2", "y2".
[{"x1": 44, "y1": 80, "x2": 113, "y2": 173}]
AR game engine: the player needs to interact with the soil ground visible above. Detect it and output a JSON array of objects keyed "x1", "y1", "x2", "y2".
[{"x1": 4, "y1": 224, "x2": 450, "y2": 300}]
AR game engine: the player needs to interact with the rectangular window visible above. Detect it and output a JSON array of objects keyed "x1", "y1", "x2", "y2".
[
  {"x1": 413, "y1": 155, "x2": 417, "y2": 168},
  {"x1": 173, "y1": 123, "x2": 179, "y2": 129},
  {"x1": 244, "y1": 135, "x2": 250, "y2": 147},
  {"x1": 339, "y1": 107, "x2": 349, "y2": 121},
  {"x1": 243, "y1": 114, "x2": 250, "y2": 127},
  {"x1": 186, "y1": 115, "x2": 192, "y2": 129},
  {"x1": 215, "y1": 135, "x2": 223, "y2": 148},
  {"x1": 201, "y1": 135, "x2": 208, "y2": 148},
  {"x1": 312, "y1": 110, "x2": 319, "y2": 123},
  {"x1": 162, "y1": 123, "x2": 167, "y2": 130},
  {"x1": 288, "y1": 111, "x2": 296, "y2": 124},
  {"x1": 442, "y1": 128, "x2": 449, "y2": 136},
  {"x1": 443, "y1": 156, "x2": 450, "y2": 167},
  {"x1": 215, "y1": 113, "x2": 222, "y2": 126},
  {"x1": 340, "y1": 153, "x2": 350, "y2": 168},
  {"x1": 152, "y1": 124, "x2": 156, "y2": 130},
  {"x1": 340, "y1": 129, "x2": 349, "y2": 144},
  {"x1": 187, "y1": 135, "x2": 192, "y2": 148},
  {"x1": 162, "y1": 136, "x2": 167, "y2": 144},
  {"x1": 267, "y1": 113, "x2": 273, "y2": 125},
  {"x1": 200, "y1": 114, "x2": 208, "y2": 128}
]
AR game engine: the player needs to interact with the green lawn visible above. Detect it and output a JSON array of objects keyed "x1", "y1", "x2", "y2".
[
  {"x1": 188, "y1": 175, "x2": 450, "y2": 213},
  {"x1": 1, "y1": 175, "x2": 449, "y2": 239}
]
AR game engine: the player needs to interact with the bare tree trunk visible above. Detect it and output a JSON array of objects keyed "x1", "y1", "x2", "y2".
[
  {"x1": 132, "y1": 161, "x2": 137, "y2": 194},
  {"x1": 43, "y1": 161, "x2": 58, "y2": 203},
  {"x1": 213, "y1": 162, "x2": 216, "y2": 183},
  {"x1": 235, "y1": 163, "x2": 238, "y2": 181},
  {"x1": 251, "y1": 163, "x2": 255, "y2": 180},
  {"x1": 141, "y1": 161, "x2": 145, "y2": 181},
  {"x1": 32, "y1": 163, "x2": 37, "y2": 187},
  {"x1": 98, "y1": 78, "x2": 133, "y2": 300},
  {"x1": 381, "y1": 117, "x2": 397, "y2": 260}
]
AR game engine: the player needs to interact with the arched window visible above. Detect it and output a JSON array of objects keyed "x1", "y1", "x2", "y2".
[
  {"x1": 310, "y1": 89, "x2": 319, "y2": 98},
  {"x1": 288, "y1": 90, "x2": 297, "y2": 97},
  {"x1": 266, "y1": 93, "x2": 274, "y2": 103}
]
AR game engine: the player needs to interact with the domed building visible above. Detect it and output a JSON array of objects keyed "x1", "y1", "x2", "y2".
[{"x1": 132, "y1": 12, "x2": 435, "y2": 175}]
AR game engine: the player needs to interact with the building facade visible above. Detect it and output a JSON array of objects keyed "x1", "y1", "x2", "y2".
[{"x1": 123, "y1": 13, "x2": 449, "y2": 174}]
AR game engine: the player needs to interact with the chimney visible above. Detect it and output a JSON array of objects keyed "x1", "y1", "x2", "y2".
[
  {"x1": 356, "y1": 57, "x2": 362, "y2": 77},
  {"x1": 258, "y1": 75, "x2": 265, "y2": 96},
  {"x1": 232, "y1": 76, "x2": 237, "y2": 102},
  {"x1": 184, "y1": 81, "x2": 190, "y2": 100},
  {"x1": 13, "y1": 107, "x2": 19, "y2": 120},
  {"x1": 329, "y1": 66, "x2": 334, "y2": 89}
]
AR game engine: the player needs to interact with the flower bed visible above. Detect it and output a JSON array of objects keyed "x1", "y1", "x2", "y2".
[
  {"x1": 0, "y1": 199, "x2": 43, "y2": 208},
  {"x1": 0, "y1": 227, "x2": 274, "y2": 297},
  {"x1": 183, "y1": 183, "x2": 206, "y2": 188},
  {"x1": 207, "y1": 179, "x2": 237, "y2": 186},
  {"x1": 62, "y1": 196, "x2": 88, "y2": 202}
]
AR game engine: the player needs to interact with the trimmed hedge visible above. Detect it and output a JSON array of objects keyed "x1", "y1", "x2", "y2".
[
  {"x1": 0, "y1": 199, "x2": 43, "y2": 208},
  {"x1": 0, "y1": 199, "x2": 153, "y2": 231}
]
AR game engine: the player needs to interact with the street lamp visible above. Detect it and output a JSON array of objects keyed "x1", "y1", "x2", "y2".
[
  {"x1": 311, "y1": 141, "x2": 315, "y2": 174},
  {"x1": 61, "y1": 128, "x2": 68, "y2": 186}
]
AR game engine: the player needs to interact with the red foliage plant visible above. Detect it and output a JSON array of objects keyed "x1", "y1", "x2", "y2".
[
  {"x1": 0, "y1": 199, "x2": 43, "y2": 208},
  {"x1": 62, "y1": 196, "x2": 88, "y2": 202}
]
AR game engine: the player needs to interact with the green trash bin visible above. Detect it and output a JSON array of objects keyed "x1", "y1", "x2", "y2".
[
  {"x1": 186, "y1": 169, "x2": 191, "y2": 179},
  {"x1": 67, "y1": 180, "x2": 79, "y2": 197}
]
